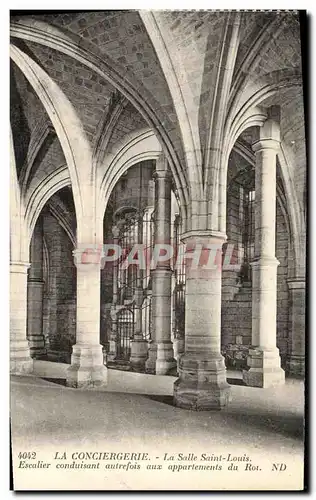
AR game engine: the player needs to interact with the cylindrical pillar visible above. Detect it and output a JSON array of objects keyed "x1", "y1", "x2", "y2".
[
  {"x1": 10, "y1": 261, "x2": 33, "y2": 374},
  {"x1": 108, "y1": 226, "x2": 120, "y2": 362},
  {"x1": 66, "y1": 248, "x2": 107, "y2": 388},
  {"x1": 27, "y1": 216, "x2": 46, "y2": 358},
  {"x1": 243, "y1": 114, "x2": 285, "y2": 387},
  {"x1": 173, "y1": 232, "x2": 231, "y2": 410},
  {"x1": 130, "y1": 213, "x2": 149, "y2": 371},
  {"x1": 172, "y1": 215, "x2": 185, "y2": 365},
  {"x1": 146, "y1": 157, "x2": 176, "y2": 374},
  {"x1": 287, "y1": 278, "x2": 305, "y2": 377}
]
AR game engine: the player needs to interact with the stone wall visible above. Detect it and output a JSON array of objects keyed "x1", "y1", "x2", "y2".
[
  {"x1": 276, "y1": 205, "x2": 290, "y2": 359},
  {"x1": 107, "y1": 161, "x2": 155, "y2": 215},
  {"x1": 43, "y1": 211, "x2": 76, "y2": 361},
  {"x1": 221, "y1": 197, "x2": 290, "y2": 366}
]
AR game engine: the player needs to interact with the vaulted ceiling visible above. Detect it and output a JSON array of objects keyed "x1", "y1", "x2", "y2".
[{"x1": 10, "y1": 10, "x2": 306, "y2": 231}]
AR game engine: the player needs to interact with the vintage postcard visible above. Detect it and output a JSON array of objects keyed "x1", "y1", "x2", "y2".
[{"x1": 9, "y1": 8, "x2": 306, "y2": 491}]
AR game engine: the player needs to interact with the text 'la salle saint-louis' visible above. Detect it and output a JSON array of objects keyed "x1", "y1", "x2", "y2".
[{"x1": 53, "y1": 452, "x2": 251, "y2": 462}]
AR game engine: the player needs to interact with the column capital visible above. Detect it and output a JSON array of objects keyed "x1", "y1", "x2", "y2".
[
  {"x1": 253, "y1": 114, "x2": 281, "y2": 152},
  {"x1": 287, "y1": 277, "x2": 306, "y2": 290},
  {"x1": 28, "y1": 278, "x2": 45, "y2": 285},
  {"x1": 10, "y1": 261, "x2": 30, "y2": 273},
  {"x1": 250, "y1": 256, "x2": 280, "y2": 268},
  {"x1": 151, "y1": 267, "x2": 172, "y2": 277},
  {"x1": 252, "y1": 138, "x2": 280, "y2": 153},
  {"x1": 152, "y1": 169, "x2": 172, "y2": 182},
  {"x1": 180, "y1": 230, "x2": 227, "y2": 245},
  {"x1": 73, "y1": 247, "x2": 103, "y2": 268}
]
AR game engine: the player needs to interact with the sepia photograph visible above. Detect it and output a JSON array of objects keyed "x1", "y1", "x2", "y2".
[{"x1": 9, "y1": 7, "x2": 307, "y2": 491}]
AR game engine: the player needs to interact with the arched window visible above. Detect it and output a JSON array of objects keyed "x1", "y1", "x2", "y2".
[{"x1": 226, "y1": 163, "x2": 255, "y2": 286}]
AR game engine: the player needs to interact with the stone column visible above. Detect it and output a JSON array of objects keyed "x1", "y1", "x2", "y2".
[
  {"x1": 172, "y1": 286, "x2": 185, "y2": 366},
  {"x1": 243, "y1": 112, "x2": 285, "y2": 388},
  {"x1": 287, "y1": 278, "x2": 305, "y2": 377},
  {"x1": 27, "y1": 217, "x2": 46, "y2": 358},
  {"x1": 172, "y1": 215, "x2": 185, "y2": 367},
  {"x1": 66, "y1": 248, "x2": 107, "y2": 388},
  {"x1": 146, "y1": 158, "x2": 176, "y2": 374},
  {"x1": 10, "y1": 261, "x2": 33, "y2": 374},
  {"x1": 130, "y1": 290, "x2": 148, "y2": 370},
  {"x1": 130, "y1": 214, "x2": 149, "y2": 371},
  {"x1": 108, "y1": 226, "x2": 120, "y2": 362},
  {"x1": 174, "y1": 231, "x2": 231, "y2": 410}
]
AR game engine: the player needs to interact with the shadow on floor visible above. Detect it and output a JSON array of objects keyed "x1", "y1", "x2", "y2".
[
  {"x1": 146, "y1": 394, "x2": 175, "y2": 406},
  {"x1": 227, "y1": 377, "x2": 246, "y2": 386},
  {"x1": 41, "y1": 377, "x2": 67, "y2": 387},
  {"x1": 39, "y1": 377, "x2": 303, "y2": 441},
  {"x1": 145, "y1": 394, "x2": 304, "y2": 441},
  {"x1": 223, "y1": 410, "x2": 304, "y2": 440},
  {"x1": 41, "y1": 376, "x2": 245, "y2": 387}
]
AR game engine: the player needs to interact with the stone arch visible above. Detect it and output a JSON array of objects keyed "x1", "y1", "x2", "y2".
[
  {"x1": 10, "y1": 126, "x2": 29, "y2": 262},
  {"x1": 139, "y1": 10, "x2": 203, "y2": 199},
  {"x1": 98, "y1": 129, "x2": 189, "y2": 226},
  {"x1": 223, "y1": 132, "x2": 302, "y2": 278},
  {"x1": 24, "y1": 166, "x2": 71, "y2": 244},
  {"x1": 42, "y1": 236, "x2": 50, "y2": 293},
  {"x1": 113, "y1": 205, "x2": 138, "y2": 220},
  {"x1": 225, "y1": 69, "x2": 302, "y2": 149},
  {"x1": 229, "y1": 14, "x2": 291, "y2": 113},
  {"x1": 277, "y1": 144, "x2": 304, "y2": 277},
  {"x1": 229, "y1": 91, "x2": 302, "y2": 259},
  {"x1": 48, "y1": 196, "x2": 76, "y2": 248},
  {"x1": 207, "y1": 43, "x2": 300, "y2": 229},
  {"x1": 10, "y1": 43, "x2": 93, "y2": 239},
  {"x1": 10, "y1": 19, "x2": 190, "y2": 219},
  {"x1": 93, "y1": 95, "x2": 129, "y2": 172},
  {"x1": 215, "y1": 71, "x2": 303, "y2": 236},
  {"x1": 19, "y1": 120, "x2": 55, "y2": 197},
  {"x1": 211, "y1": 106, "x2": 267, "y2": 233},
  {"x1": 204, "y1": 12, "x2": 241, "y2": 227}
]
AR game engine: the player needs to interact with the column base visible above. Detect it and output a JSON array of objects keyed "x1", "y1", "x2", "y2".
[
  {"x1": 28, "y1": 335, "x2": 47, "y2": 359},
  {"x1": 173, "y1": 338, "x2": 185, "y2": 362},
  {"x1": 156, "y1": 342, "x2": 176, "y2": 375},
  {"x1": 287, "y1": 355, "x2": 305, "y2": 378},
  {"x1": 130, "y1": 336, "x2": 148, "y2": 371},
  {"x1": 107, "y1": 339, "x2": 117, "y2": 362},
  {"x1": 173, "y1": 353, "x2": 231, "y2": 410},
  {"x1": 66, "y1": 343, "x2": 107, "y2": 388},
  {"x1": 46, "y1": 349, "x2": 71, "y2": 364},
  {"x1": 10, "y1": 339, "x2": 34, "y2": 375},
  {"x1": 145, "y1": 342, "x2": 157, "y2": 373},
  {"x1": 174, "y1": 338, "x2": 185, "y2": 374},
  {"x1": 243, "y1": 347, "x2": 285, "y2": 388}
]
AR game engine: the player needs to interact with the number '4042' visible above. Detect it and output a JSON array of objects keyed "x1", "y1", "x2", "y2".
[{"x1": 18, "y1": 452, "x2": 36, "y2": 459}]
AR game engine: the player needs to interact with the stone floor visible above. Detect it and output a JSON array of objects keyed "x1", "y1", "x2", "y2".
[{"x1": 10, "y1": 372, "x2": 304, "y2": 490}]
